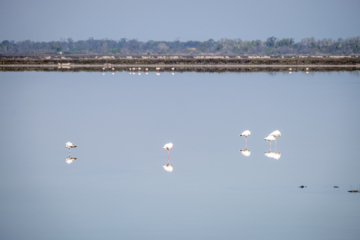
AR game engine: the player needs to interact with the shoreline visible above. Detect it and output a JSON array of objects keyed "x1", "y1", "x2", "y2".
[{"x1": 2, "y1": 64, "x2": 360, "y2": 68}]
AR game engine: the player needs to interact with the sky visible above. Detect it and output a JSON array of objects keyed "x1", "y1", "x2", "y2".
[{"x1": 1, "y1": 0, "x2": 360, "y2": 42}]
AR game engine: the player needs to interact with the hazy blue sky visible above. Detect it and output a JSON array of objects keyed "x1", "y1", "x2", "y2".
[{"x1": 1, "y1": 0, "x2": 360, "y2": 42}]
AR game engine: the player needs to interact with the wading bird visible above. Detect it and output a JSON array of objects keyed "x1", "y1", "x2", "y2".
[
  {"x1": 269, "y1": 130, "x2": 281, "y2": 150},
  {"x1": 163, "y1": 142, "x2": 173, "y2": 164},
  {"x1": 66, "y1": 142, "x2": 77, "y2": 156},
  {"x1": 239, "y1": 130, "x2": 251, "y2": 149},
  {"x1": 264, "y1": 135, "x2": 275, "y2": 150}
]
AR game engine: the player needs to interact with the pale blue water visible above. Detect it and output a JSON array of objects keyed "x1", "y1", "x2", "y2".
[{"x1": 0, "y1": 70, "x2": 359, "y2": 240}]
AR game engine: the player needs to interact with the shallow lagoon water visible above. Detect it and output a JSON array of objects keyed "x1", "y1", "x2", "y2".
[{"x1": 0, "y1": 71, "x2": 359, "y2": 240}]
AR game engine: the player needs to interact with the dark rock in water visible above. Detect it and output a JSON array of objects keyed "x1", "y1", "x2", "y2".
[
  {"x1": 334, "y1": 186, "x2": 339, "y2": 188},
  {"x1": 299, "y1": 185, "x2": 306, "y2": 188},
  {"x1": 348, "y1": 190, "x2": 359, "y2": 193}
]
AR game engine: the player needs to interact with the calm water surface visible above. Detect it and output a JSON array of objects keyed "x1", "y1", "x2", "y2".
[{"x1": 0, "y1": 71, "x2": 359, "y2": 240}]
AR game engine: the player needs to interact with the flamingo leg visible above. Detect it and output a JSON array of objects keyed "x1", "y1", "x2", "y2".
[
  {"x1": 245, "y1": 137, "x2": 247, "y2": 149},
  {"x1": 270, "y1": 141, "x2": 271, "y2": 151},
  {"x1": 168, "y1": 150, "x2": 169, "y2": 164},
  {"x1": 275, "y1": 138, "x2": 277, "y2": 152},
  {"x1": 69, "y1": 148, "x2": 70, "y2": 157}
]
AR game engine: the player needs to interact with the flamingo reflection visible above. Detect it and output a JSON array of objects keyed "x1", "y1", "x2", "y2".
[
  {"x1": 163, "y1": 164, "x2": 173, "y2": 172},
  {"x1": 264, "y1": 151, "x2": 281, "y2": 160},
  {"x1": 239, "y1": 149, "x2": 251, "y2": 157},
  {"x1": 66, "y1": 157, "x2": 77, "y2": 164}
]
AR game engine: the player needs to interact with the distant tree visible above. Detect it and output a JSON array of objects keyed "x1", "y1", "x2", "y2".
[{"x1": 265, "y1": 36, "x2": 277, "y2": 48}]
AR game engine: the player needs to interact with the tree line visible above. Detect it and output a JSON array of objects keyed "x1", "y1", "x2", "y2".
[{"x1": 1, "y1": 37, "x2": 359, "y2": 55}]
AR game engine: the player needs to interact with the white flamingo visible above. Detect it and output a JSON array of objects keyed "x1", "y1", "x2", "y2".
[
  {"x1": 239, "y1": 130, "x2": 251, "y2": 149},
  {"x1": 156, "y1": 67, "x2": 160, "y2": 71},
  {"x1": 66, "y1": 142, "x2": 77, "y2": 156},
  {"x1": 163, "y1": 142, "x2": 173, "y2": 164},
  {"x1": 269, "y1": 130, "x2": 281, "y2": 150},
  {"x1": 264, "y1": 135, "x2": 275, "y2": 150}
]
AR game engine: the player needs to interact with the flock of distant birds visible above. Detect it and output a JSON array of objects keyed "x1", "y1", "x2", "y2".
[
  {"x1": 64, "y1": 130, "x2": 282, "y2": 171},
  {"x1": 102, "y1": 66, "x2": 175, "y2": 75},
  {"x1": 65, "y1": 133, "x2": 360, "y2": 192},
  {"x1": 239, "y1": 130, "x2": 281, "y2": 160},
  {"x1": 101, "y1": 67, "x2": 310, "y2": 75}
]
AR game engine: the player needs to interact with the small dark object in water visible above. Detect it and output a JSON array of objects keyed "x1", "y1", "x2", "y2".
[
  {"x1": 334, "y1": 186, "x2": 339, "y2": 188},
  {"x1": 299, "y1": 185, "x2": 306, "y2": 188},
  {"x1": 348, "y1": 190, "x2": 358, "y2": 193}
]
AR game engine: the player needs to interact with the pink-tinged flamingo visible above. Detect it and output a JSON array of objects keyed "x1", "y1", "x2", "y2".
[
  {"x1": 264, "y1": 135, "x2": 275, "y2": 150},
  {"x1": 269, "y1": 130, "x2": 281, "y2": 151},
  {"x1": 239, "y1": 130, "x2": 251, "y2": 149},
  {"x1": 163, "y1": 142, "x2": 173, "y2": 164}
]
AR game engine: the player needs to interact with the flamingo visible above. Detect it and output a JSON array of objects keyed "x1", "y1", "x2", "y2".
[
  {"x1": 239, "y1": 130, "x2": 251, "y2": 149},
  {"x1": 138, "y1": 67, "x2": 141, "y2": 70},
  {"x1": 171, "y1": 68, "x2": 175, "y2": 71},
  {"x1": 163, "y1": 142, "x2": 173, "y2": 164},
  {"x1": 145, "y1": 68, "x2": 148, "y2": 71},
  {"x1": 66, "y1": 157, "x2": 77, "y2": 164},
  {"x1": 156, "y1": 67, "x2": 160, "y2": 71},
  {"x1": 66, "y1": 142, "x2": 77, "y2": 156},
  {"x1": 163, "y1": 164, "x2": 173, "y2": 172},
  {"x1": 269, "y1": 130, "x2": 281, "y2": 151},
  {"x1": 264, "y1": 135, "x2": 275, "y2": 150}
]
